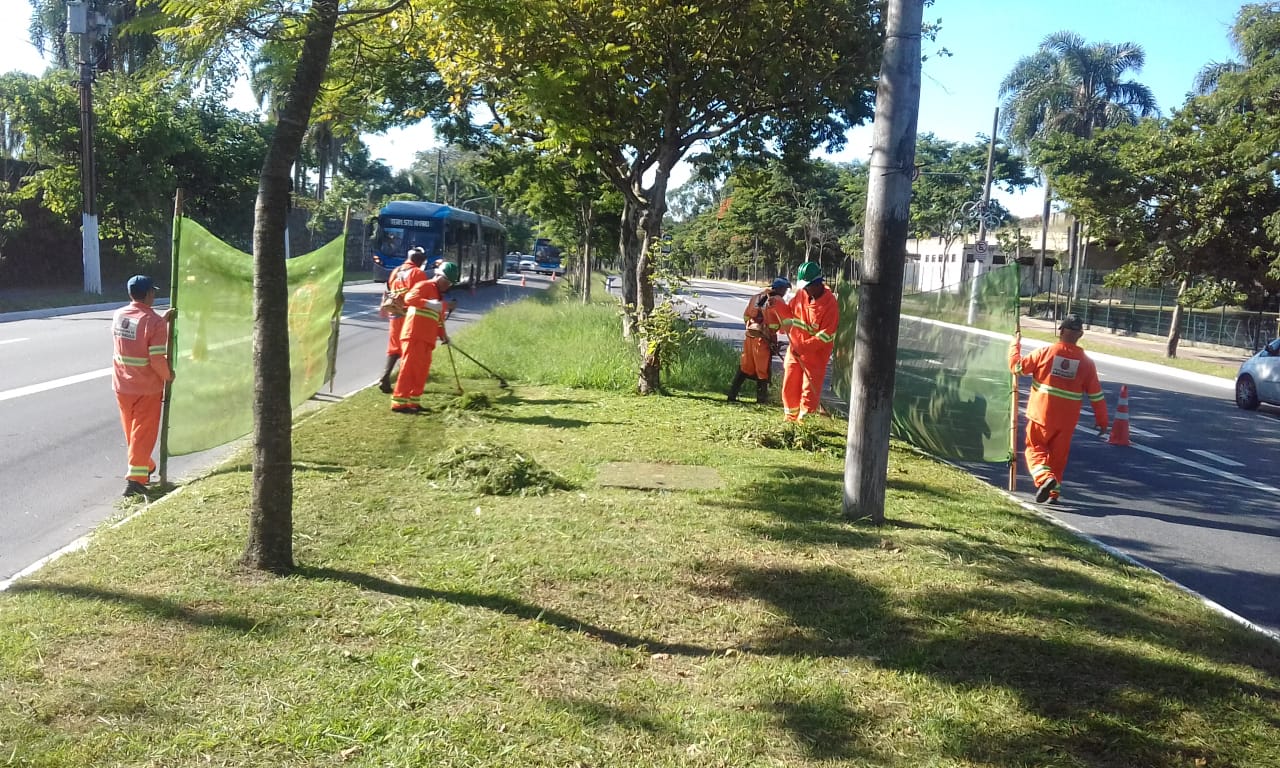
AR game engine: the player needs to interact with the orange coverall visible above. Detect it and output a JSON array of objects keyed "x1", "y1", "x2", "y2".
[
  {"x1": 739, "y1": 290, "x2": 784, "y2": 381},
  {"x1": 111, "y1": 302, "x2": 173, "y2": 483},
  {"x1": 1009, "y1": 340, "x2": 1109, "y2": 498},
  {"x1": 391, "y1": 277, "x2": 448, "y2": 411},
  {"x1": 384, "y1": 261, "x2": 427, "y2": 356},
  {"x1": 778, "y1": 285, "x2": 839, "y2": 420}
]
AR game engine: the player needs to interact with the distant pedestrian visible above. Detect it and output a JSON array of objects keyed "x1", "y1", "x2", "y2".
[
  {"x1": 777, "y1": 262, "x2": 838, "y2": 421},
  {"x1": 728, "y1": 277, "x2": 790, "y2": 403},
  {"x1": 391, "y1": 261, "x2": 459, "y2": 413},
  {"x1": 111, "y1": 275, "x2": 175, "y2": 497},
  {"x1": 378, "y1": 247, "x2": 429, "y2": 393},
  {"x1": 1009, "y1": 313, "x2": 1109, "y2": 504}
]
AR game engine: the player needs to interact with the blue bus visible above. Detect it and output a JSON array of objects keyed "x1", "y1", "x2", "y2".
[
  {"x1": 532, "y1": 237, "x2": 565, "y2": 276},
  {"x1": 367, "y1": 200, "x2": 505, "y2": 285}
]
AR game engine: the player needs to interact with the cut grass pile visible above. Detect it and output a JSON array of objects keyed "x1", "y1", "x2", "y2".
[{"x1": 2, "y1": 281, "x2": 1278, "y2": 767}]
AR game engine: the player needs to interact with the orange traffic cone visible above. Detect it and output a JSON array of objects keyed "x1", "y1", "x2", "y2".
[
  {"x1": 1108, "y1": 384, "x2": 1131, "y2": 446},
  {"x1": 520, "y1": 274, "x2": 527, "y2": 287},
  {"x1": 551, "y1": 271, "x2": 557, "y2": 282}
]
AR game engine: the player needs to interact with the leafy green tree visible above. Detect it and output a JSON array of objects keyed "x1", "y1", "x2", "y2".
[
  {"x1": 1035, "y1": 107, "x2": 1280, "y2": 357},
  {"x1": 1, "y1": 70, "x2": 267, "y2": 270},
  {"x1": 999, "y1": 31, "x2": 1158, "y2": 287},
  {"x1": 908, "y1": 133, "x2": 1031, "y2": 285},
  {"x1": 428, "y1": 0, "x2": 883, "y2": 393}
]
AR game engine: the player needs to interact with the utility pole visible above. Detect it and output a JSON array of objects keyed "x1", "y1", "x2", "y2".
[
  {"x1": 434, "y1": 149, "x2": 442, "y2": 202},
  {"x1": 843, "y1": 0, "x2": 924, "y2": 523},
  {"x1": 68, "y1": 1, "x2": 105, "y2": 294},
  {"x1": 966, "y1": 107, "x2": 999, "y2": 325}
]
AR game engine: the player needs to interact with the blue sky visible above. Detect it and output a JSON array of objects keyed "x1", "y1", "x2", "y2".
[{"x1": 0, "y1": 0, "x2": 1245, "y2": 215}]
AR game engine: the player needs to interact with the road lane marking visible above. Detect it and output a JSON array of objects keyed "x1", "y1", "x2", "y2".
[
  {"x1": 0, "y1": 338, "x2": 29, "y2": 345},
  {"x1": 1188, "y1": 449, "x2": 1246, "y2": 468},
  {"x1": 0, "y1": 368, "x2": 111, "y2": 402},
  {"x1": 1072, "y1": 421, "x2": 1280, "y2": 494}
]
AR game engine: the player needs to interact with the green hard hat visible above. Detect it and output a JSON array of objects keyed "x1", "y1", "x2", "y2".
[
  {"x1": 437, "y1": 261, "x2": 461, "y2": 283},
  {"x1": 796, "y1": 261, "x2": 822, "y2": 283}
]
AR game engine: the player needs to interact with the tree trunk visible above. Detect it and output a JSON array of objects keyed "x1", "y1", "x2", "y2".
[
  {"x1": 1036, "y1": 179, "x2": 1051, "y2": 297},
  {"x1": 1166, "y1": 278, "x2": 1188, "y2": 358},
  {"x1": 618, "y1": 199, "x2": 640, "y2": 337},
  {"x1": 635, "y1": 161, "x2": 674, "y2": 395},
  {"x1": 843, "y1": 0, "x2": 923, "y2": 524},
  {"x1": 581, "y1": 200, "x2": 594, "y2": 304},
  {"x1": 241, "y1": 0, "x2": 339, "y2": 574}
]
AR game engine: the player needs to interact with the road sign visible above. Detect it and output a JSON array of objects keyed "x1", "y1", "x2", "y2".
[{"x1": 975, "y1": 240, "x2": 988, "y2": 256}]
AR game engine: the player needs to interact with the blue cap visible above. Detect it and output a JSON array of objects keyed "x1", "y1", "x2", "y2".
[
  {"x1": 127, "y1": 275, "x2": 155, "y2": 299},
  {"x1": 771, "y1": 277, "x2": 791, "y2": 292}
]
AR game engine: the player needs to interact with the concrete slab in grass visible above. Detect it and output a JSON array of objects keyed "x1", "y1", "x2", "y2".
[{"x1": 595, "y1": 462, "x2": 722, "y2": 491}]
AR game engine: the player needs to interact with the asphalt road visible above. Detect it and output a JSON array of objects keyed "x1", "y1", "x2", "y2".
[
  {"x1": 685, "y1": 278, "x2": 1280, "y2": 638},
  {"x1": 0, "y1": 274, "x2": 549, "y2": 585}
]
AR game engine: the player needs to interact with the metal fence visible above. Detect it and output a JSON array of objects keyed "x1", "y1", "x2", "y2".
[{"x1": 1026, "y1": 269, "x2": 1280, "y2": 352}]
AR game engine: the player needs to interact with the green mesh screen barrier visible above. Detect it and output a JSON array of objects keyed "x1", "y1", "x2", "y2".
[
  {"x1": 165, "y1": 218, "x2": 345, "y2": 456},
  {"x1": 830, "y1": 265, "x2": 1019, "y2": 463}
]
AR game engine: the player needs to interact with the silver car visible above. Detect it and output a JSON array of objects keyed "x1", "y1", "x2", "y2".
[{"x1": 1235, "y1": 338, "x2": 1280, "y2": 410}]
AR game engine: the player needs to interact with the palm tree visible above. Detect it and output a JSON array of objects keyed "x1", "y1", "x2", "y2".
[
  {"x1": 999, "y1": 31, "x2": 1158, "y2": 293},
  {"x1": 1193, "y1": 3, "x2": 1280, "y2": 103}
]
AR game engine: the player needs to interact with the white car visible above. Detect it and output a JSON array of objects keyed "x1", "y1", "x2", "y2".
[
  {"x1": 518, "y1": 257, "x2": 537, "y2": 272},
  {"x1": 1235, "y1": 338, "x2": 1280, "y2": 409}
]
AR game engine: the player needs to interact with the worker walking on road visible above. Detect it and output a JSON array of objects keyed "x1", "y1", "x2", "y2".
[
  {"x1": 111, "y1": 275, "x2": 175, "y2": 497},
  {"x1": 378, "y1": 247, "x2": 429, "y2": 393},
  {"x1": 778, "y1": 262, "x2": 838, "y2": 422},
  {"x1": 1009, "y1": 313, "x2": 1109, "y2": 504},
  {"x1": 391, "y1": 261, "x2": 458, "y2": 413},
  {"x1": 729, "y1": 277, "x2": 790, "y2": 403}
]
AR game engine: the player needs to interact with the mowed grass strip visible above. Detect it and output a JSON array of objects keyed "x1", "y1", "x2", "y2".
[{"x1": 2, "y1": 277, "x2": 1277, "y2": 767}]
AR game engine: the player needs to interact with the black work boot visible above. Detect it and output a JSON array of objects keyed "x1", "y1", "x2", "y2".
[
  {"x1": 756, "y1": 378, "x2": 770, "y2": 404},
  {"x1": 378, "y1": 353, "x2": 400, "y2": 393},
  {"x1": 727, "y1": 370, "x2": 749, "y2": 402}
]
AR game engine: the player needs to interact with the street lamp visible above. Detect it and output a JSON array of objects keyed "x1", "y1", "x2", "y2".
[{"x1": 67, "y1": 1, "x2": 107, "y2": 294}]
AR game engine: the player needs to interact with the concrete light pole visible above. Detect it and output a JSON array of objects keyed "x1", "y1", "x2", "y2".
[{"x1": 67, "y1": 1, "x2": 105, "y2": 294}]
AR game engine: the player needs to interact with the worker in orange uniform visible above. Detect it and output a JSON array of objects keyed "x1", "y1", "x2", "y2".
[
  {"x1": 391, "y1": 261, "x2": 459, "y2": 413},
  {"x1": 378, "y1": 247, "x2": 429, "y2": 393},
  {"x1": 729, "y1": 277, "x2": 790, "y2": 403},
  {"x1": 111, "y1": 275, "x2": 175, "y2": 498},
  {"x1": 777, "y1": 261, "x2": 838, "y2": 421},
  {"x1": 1009, "y1": 313, "x2": 1109, "y2": 504}
]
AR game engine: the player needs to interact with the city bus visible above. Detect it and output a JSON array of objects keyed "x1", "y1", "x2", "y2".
[
  {"x1": 532, "y1": 237, "x2": 565, "y2": 276},
  {"x1": 367, "y1": 200, "x2": 505, "y2": 285}
]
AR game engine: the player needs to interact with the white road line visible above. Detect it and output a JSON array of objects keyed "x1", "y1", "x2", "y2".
[
  {"x1": 0, "y1": 338, "x2": 29, "y2": 345},
  {"x1": 0, "y1": 368, "x2": 111, "y2": 402},
  {"x1": 1072, "y1": 421, "x2": 1280, "y2": 494},
  {"x1": 1128, "y1": 425, "x2": 1160, "y2": 439},
  {"x1": 1188, "y1": 449, "x2": 1246, "y2": 468}
]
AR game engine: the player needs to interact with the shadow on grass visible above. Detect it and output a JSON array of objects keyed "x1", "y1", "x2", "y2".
[
  {"x1": 487, "y1": 413, "x2": 605, "y2": 429},
  {"x1": 549, "y1": 697, "x2": 671, "y2": 736},
  {"x1": 765, "y1": 694, "x2": 880, "y2": 762},
  {"x1": 700, "y1": 561, "x2": 1280, "y2": 767},
  {"x1": 295, "y1": 566, "x2": 726, "y2": 657},
  {"x1": 706, "y1": 467, "x2": 965, "y2": 548},
  {"x1": 7, "y1": 582, "x2": 267, "y2": 633},
  {"x1": 200, "y1": 461, "x2": 346, "y2": 480}
]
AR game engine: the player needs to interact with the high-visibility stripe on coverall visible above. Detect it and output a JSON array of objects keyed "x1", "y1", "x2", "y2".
[
  {"x1": 1009, "y1": 340, "x2": 1109, "y2": 496},
  {"x1": 111, "y1": 302, "x2": 172, "y2": 482},
  {"x1": 385, "y1": 262, "x2": 427, "y2": 355},
  {"x1": 739, "y1": 291, "x2": 784, "y2": 380},
  {"x1": 777, "y1": 286, "x2": 839, "y2": 420},
  {"x1": 391, "y1": 278, "x2": 448, "y2": 410}
]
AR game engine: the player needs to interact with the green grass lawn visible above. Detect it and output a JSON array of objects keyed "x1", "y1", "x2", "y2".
[{"x1": 2, "y1": 277, "x2": 1277, "y2": 767}]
